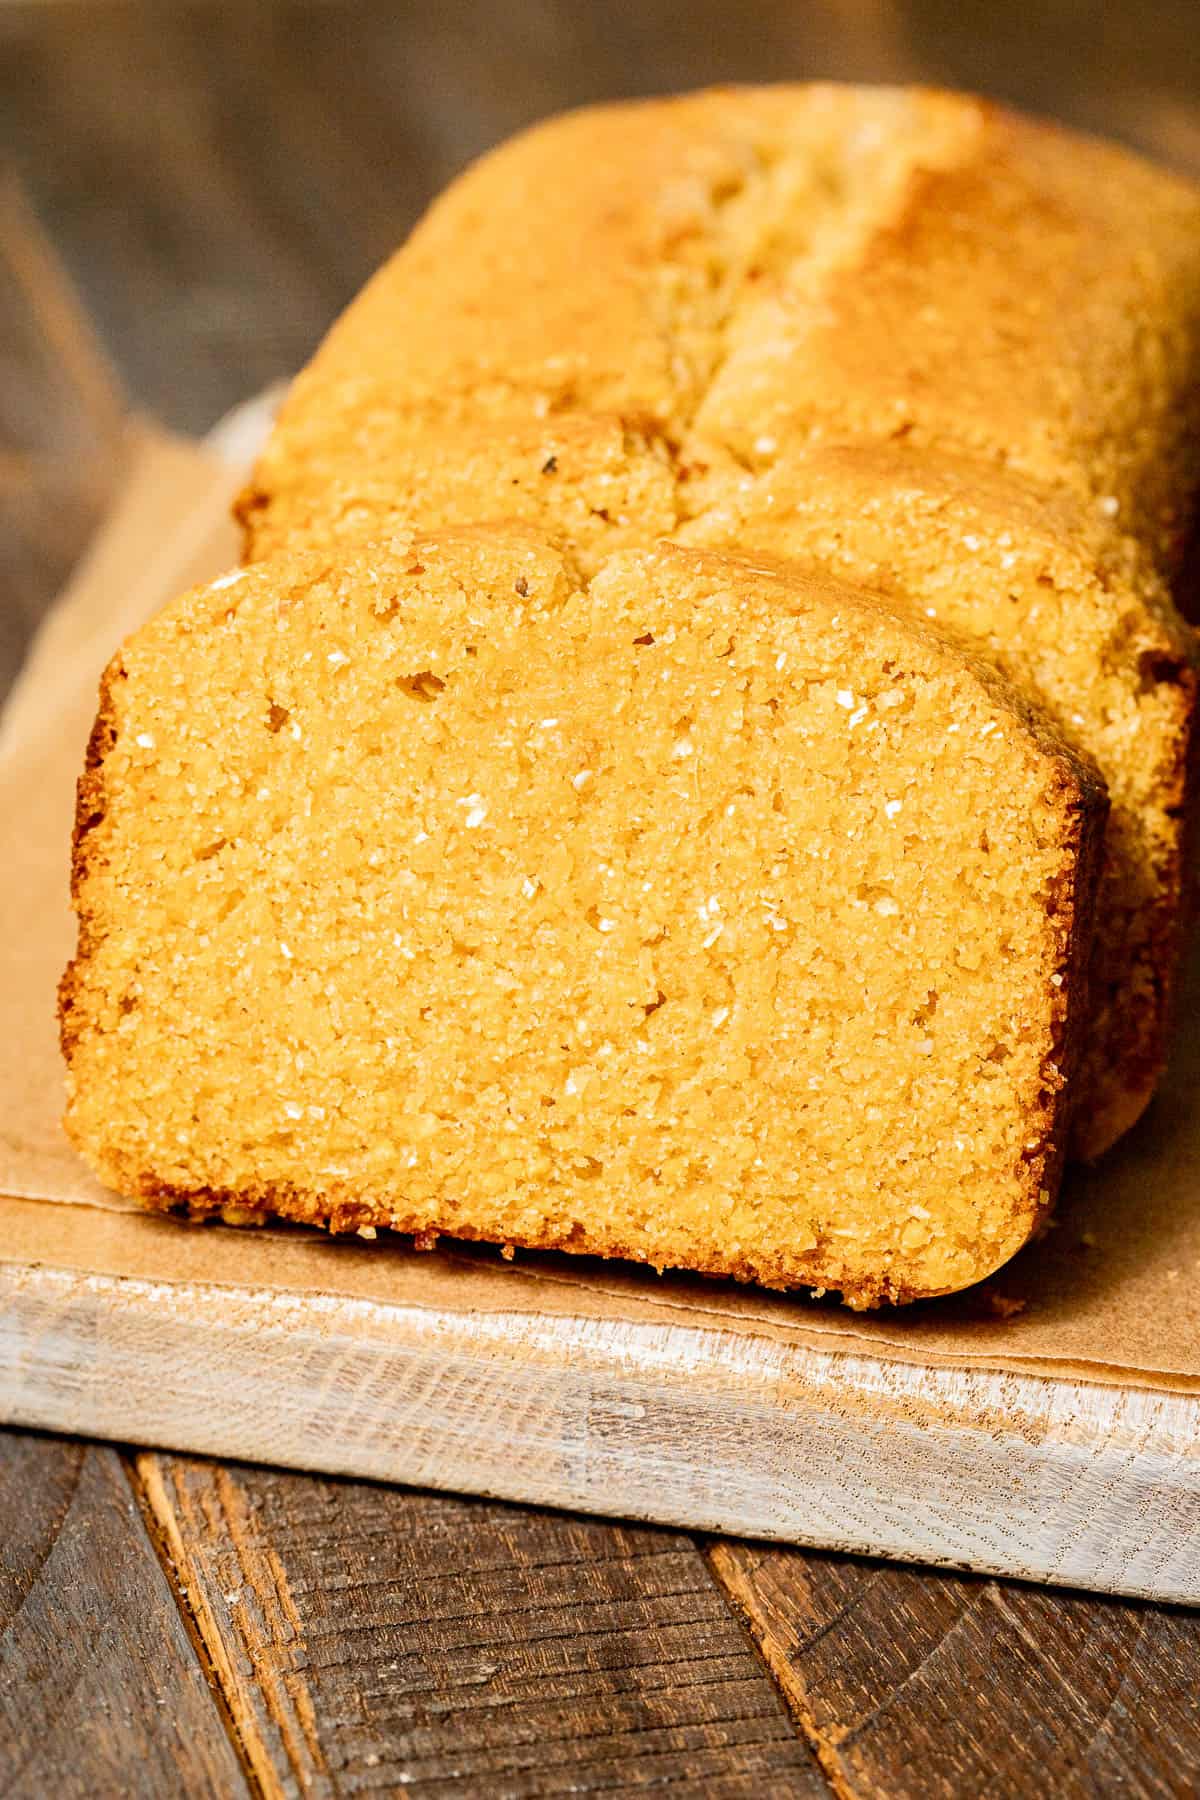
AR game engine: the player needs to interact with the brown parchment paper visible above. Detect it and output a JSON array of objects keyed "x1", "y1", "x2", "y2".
[{"x1": 3, "y1": 426, "x2": 1200, "y2": 1394}]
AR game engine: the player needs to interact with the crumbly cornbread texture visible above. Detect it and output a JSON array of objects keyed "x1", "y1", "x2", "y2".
[
  {"x1": 679, "y1": 445, "x2": 1200, "y2": 1156},
  {"x1": 237, "y1": 83, "x2": 1200, "y2": 1157},
  {"x1": 61, "y1": 536, "x2": 1104, "y2": 1306}
]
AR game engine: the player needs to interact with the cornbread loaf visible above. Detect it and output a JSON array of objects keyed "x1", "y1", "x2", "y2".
[
  {"x1": 238, "y1": 84, "x2": 1200, "y2": 1155},
  {"x1": 61, "y1": 535, "x2": 1104, "y2": 1306}
]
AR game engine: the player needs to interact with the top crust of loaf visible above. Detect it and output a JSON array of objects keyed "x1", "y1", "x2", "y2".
[
  {"x1": 241, "y1": 84, "x2": 1200, "y2": 571},
  {"x1": 239, "y1": 85, "x2": 976, "y2": 556}
]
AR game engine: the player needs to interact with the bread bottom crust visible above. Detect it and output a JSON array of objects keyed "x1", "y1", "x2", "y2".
[{"x1": 126, "y1": 1175, "x2": 1048, "y2": 1312}]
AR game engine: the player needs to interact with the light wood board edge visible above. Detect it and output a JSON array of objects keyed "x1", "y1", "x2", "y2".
[{"x1": 2, "y1": 1257, "x2": 1197, "y2": 1605}]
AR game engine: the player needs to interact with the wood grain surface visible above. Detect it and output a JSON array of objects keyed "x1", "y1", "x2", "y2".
[
  {"x1": 712, "y1": 1545, "x2": 1200, "y2": 1799},
  {"x1": 135, "y1": 1454, "x2": 826, "y2": 1796},
  {"x1": 4, "y1": 3, "x2": 1200, "y2": 1794},
  {"x1": 0, "y1": 1433, "x2": 250, "y2": 1799}
]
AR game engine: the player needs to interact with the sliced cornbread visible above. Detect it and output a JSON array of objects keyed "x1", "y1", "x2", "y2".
[
  {"x1": 239, "y1": 409, "x2": 679, "y2": 578},
  {"x1": 679, "y1": 444, "x2": 1200, "y2": 1155},
  {"x1": 237, "y1": 84, "x2": 1200, "y2": 1155},
  {"x1": 61, "y1": 534, "x2": 1104, "y2": 1305}
]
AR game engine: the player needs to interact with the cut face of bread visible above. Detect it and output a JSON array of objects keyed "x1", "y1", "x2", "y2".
[
  {"x1": 238, "y1": 408, "x2": 680, "y2": 576},
  {"x1": 679, "y1": 443, "x2": 1200, "y2": 1156},
  {"x1": 62, "y1": 534, "x2": 1103, "y2": 1306}
]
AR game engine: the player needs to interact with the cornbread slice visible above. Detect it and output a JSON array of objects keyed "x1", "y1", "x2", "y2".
[
  {"x1": 239, "y1": 408, "x2": 679, "y2": 577},
  {"x1": 679, "y1": 444, "x2": 1200, "y2": 1156},
  {"x1": 61, "y1": 533, "x2": 1104, "y2": 1306}
]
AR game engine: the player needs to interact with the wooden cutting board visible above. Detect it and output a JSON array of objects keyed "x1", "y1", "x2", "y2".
[{"x1": 3, "y1": 1190, "x2": 1198, "y2": 1607}]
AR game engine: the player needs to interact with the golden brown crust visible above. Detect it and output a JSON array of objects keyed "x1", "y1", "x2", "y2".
[
  {"x1": 697, "y1": 102, "x2": 1200, "y2": 569},
  {"x1": 238, "y1": 84, "x2": 982, "y2": 561},
  {"x1": 245, "y1": 85, "x2": 1200, "y2": 570},
  {"x1": 58, "y1": 651, "x2": 123, "y2": 1067},
  {"x1": 1096, "y1": 647, "x2": 1200, "y2": 1150}
]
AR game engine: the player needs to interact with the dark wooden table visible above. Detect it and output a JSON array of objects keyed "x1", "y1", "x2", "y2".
[{"x1": 4, "y1": 5, "x2": 1200, "y2": 1794}]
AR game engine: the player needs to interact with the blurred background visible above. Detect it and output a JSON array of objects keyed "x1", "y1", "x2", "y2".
[{"x1": 3, "y1": 0, "x2": 1200, "y2": 687}]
